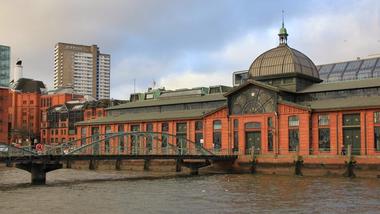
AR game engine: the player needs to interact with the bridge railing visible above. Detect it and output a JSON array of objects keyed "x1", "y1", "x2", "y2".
[
  {"x1": 0, "y1": 143, "x2": 37, "y2": 158},
  {"x1": 53, "y1": 132, "x2": 214, "y2": 156},
  {"x1": 45, "y1": 135, "x2": 106, "y2": 155}
]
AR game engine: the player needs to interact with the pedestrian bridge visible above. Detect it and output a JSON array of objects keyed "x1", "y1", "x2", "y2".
[{"x1": 0, "y1": 132, "x2": 237, "y2": 185}]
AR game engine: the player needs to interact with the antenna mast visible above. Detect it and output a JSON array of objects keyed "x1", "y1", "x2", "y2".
[{"x1": 133, "y1": 79, "x2": 136, "y2": 93}]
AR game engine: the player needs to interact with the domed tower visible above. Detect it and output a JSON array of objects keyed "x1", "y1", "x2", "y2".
[{"x1": 248, "y1": 19, "x2": 321, "y2": 92}]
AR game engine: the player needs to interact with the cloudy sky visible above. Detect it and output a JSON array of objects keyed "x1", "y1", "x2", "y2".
[{"x1": 0, "y1": 0, "x2": 379, "y2": 99}]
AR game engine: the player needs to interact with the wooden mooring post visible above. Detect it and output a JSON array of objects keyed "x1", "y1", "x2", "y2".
[
  {"x1": 144, "y1": 159, "x2": 150, "y2": 171},
  {"x1": 176, "y1": 159, "x2": 182, "y2": 172},
  {"x1": 89, "y1": 159, "x2": 97, "y2": 170},
  {"x1": 344, "y1": 145, "x2": 356, "y2": 178},
  {"x1": 115, "y1": 159, "x2": 121, "y2": 170},
  {"x1": 250, "y1": 147, "x2": 256, "y2": 174},
  {"x1": 294, "y1": 146, "x2": 303, "y2": 176}
]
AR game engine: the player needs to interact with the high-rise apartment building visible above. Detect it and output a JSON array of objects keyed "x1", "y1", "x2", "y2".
[
  {"x1": 53, "y1": 43, "x2": 110, "y2": 100},
  {"x1": 0, "y1": 45, "x2": 10, "y2": 87},
  {"x1": 97, "y1": 53, "x2": 111, "y2": 99}
]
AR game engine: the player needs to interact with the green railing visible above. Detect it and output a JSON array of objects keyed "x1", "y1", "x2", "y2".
[
  {"x1": 0, "y1": 143, "x2": 38, "y2": 157},
  {"x1": 46, "y1": 132, "x2": 214, "y2": 156}
]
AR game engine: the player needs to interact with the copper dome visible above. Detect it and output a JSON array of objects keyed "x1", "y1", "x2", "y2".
[{"x1": 248, "y1": 44, "x2": 320, "y2": 80}]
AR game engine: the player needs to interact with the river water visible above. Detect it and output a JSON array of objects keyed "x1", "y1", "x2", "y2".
[{"x1": 0, "y1": 168, "x2": 379, "y2": 214}]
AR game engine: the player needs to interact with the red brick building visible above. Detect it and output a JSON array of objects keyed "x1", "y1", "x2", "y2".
[
  {"x1": 9, "y1": 78, "x2": 46, "y2": 144},
  {"x1": 0, "y1": 87, "x2": 10, "y2": 144},
  {"x1": 76, "y1": 24, "x2": 380, "y2": 159},
  {"x1": 42, "y1": 99, "x2": 122, "y2": 145},
  {"x1": 8, "y1": 79, "x2": 84, "y2": 144},
  {"x1": 40, "y1": 88, "x2": 84, "y2": 144}
]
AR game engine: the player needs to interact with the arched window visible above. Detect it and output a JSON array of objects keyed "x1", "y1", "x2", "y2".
[
  {"x1": 146, "y1": 123, "x2": 153, "y2": 152},
  {"x1": 195, "y1": 121, "x2": 203, "y2": 148},
  {"x1": 118, "y1": 125, "x2": 125, "y2": 152},
  {"x1": 233, "y1": 119, "x2": 239, "y2": 153},
  {"x1": 318, "y1": 115, "x2": 330, "y2": 152},
  {"x1": 161, "y1": 123, "x2": 169, "y2": 149},
  {"x1": 105, "y1": 125, "x2": 112, "y2": 153},
  {"x1": 374, "y1": 112, "x2": 380, "y2": 151},
  {"x1": 176, "y1": 122, "x2": 187, "y2": 153},
  {"x1": 268, "y1": 117, "x2": 273, "y2": 152},
  {"x1": 288, "y1": 116, "x2": 299, "y2": 151},
  {"x1": 213, "y1": 120, "x2": 222, "y2": 130},
  {"x1": 288, "y1": 116, "x2": 299, "y2": 127},
  {"x1": 213, "y1": 120, "x2": 222, "y2": 150}
]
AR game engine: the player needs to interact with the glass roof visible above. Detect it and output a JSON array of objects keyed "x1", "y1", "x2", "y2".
[
  {"x1": 318, "y1": 57, "x2": 380, "y2": 82},
  {"x1": 345, "y1": 61, "x2": 361, "y2": 71},
  {"x1": 318, "y1": 64, "x2": 334, "y2": 75},
  {"x1": 72, "y1": 105, "x2": 84, "y2": 110}
]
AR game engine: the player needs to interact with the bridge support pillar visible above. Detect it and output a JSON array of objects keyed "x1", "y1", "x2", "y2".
[
  {"x1": 250, "y1": 159, "x2": 257, "y2": 174},
  {"x1": 190, "y1": 168, "x2": 199, "y2": 175},
  {"x1": 89, "y1": 159, "x2": 97, "y2": 170},
  {"x1": 16, "y1": 162, "x2": 63, "y2": 185},
  {"x1": 115, "y1": 159, "x2": 121, "y2": 170},
  {"x1": 66, "y1": 160, "x2": 72, "y2": 169},
  {"x1": 181, "y1": 159, "x2": 211, "y2": 176},
  {"x1": 5, "y1": 159, "x2": 13, "y2": 167},
  {"x1": 344, "y1": 157, "x2": 356, "y2": 178},
  {"x1": 144, "y1": 159, "x2": 150, "y2": 171},
  {"x1": 31, "y1": 165, "x2": 47, "y2": 185},
  {"x1": 176, "y1": 159, "x2": 182, "y2": 172}
]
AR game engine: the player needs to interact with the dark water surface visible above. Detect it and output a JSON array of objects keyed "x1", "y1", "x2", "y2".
[{"x1": 0, "y1": 168, "x2": 379, "y2": 214}]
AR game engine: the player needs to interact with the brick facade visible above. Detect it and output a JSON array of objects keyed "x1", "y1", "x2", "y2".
[
  {"x1": 9, "y1": 90, "x2": 41, "y2": 143},
  {"x1": 76, "y1": 102, "x2": 380, "y2": 158},
  {"x1": 0, "y1": 88, "x2": 10, "y2": 144},
  {"x1": 40, "y1": 93, "x2": 84, "y2": 144}
]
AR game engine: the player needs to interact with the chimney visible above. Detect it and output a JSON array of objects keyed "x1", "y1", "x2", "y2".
[{"x1": 13, "y1": 59, "x2": 23, "y2": 82}]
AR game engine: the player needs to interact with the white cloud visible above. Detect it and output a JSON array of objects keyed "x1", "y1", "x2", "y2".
[
  {"x1": 159, "y1": 70, "x2": 231, "y2": 90},
  {"x1": 1, "y1": 0, "x2": 380, "y2": 100},
  {"x1": 288, "y1": 3, "x2": 380, "y2": 64}
]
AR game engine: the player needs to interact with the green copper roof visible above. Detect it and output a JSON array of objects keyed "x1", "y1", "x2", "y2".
[
  {"x1": 279, "y1": 11, "x2": 288, "y2": 36},
  {"x1": 107, "y1": 94, "x2": 226, "y2": 110},
  {"x1": 76, "y1": 107, "x2": 222, "y2": 125},
  {"x1": 279, "y1": 26, "x2": 288, "y2": 35},
  {"x1": 302, "y1": 96, "x2": 380, "y2": 111},
  {"x1": 298, "y1": 78, "x2": 380, "y2": 93}
]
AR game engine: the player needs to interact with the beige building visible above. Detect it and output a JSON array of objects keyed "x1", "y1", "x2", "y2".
[{"x1": 53, "y1": 43, "x2": 110, "y2": 100}]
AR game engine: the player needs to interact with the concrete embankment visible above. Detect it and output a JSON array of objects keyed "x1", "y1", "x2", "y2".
[
  {"x1": 231, "y1": 155, "x2": 380, "y2": 179},
  {"x1": 2, "y1": 156, "x2": 380, "y2": 179}
]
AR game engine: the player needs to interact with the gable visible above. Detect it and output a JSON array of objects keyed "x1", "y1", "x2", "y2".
[{"x1": 228, "y1": 84, "x2": 277, "y2": 115}]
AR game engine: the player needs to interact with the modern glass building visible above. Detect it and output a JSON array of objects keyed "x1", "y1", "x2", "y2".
[{"x1": 0, "y1": 45, "x2": 10, "y2": 87}]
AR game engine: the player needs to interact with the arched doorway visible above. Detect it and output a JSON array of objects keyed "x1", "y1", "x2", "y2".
[{"x1": 245, "y1": 122, "x2": 261, "y2": 155}]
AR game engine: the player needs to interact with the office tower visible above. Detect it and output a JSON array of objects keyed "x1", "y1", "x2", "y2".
[
  {"x1": 53, "y1": 43, "x2": 110, "y2": 100},
  {"x1": 0, "y1": 45, "x2": 10, "y2": 87}
]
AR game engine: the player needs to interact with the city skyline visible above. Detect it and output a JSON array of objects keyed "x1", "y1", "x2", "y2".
[{"x1": 0, "y1": 0, "x2": 379, "y2": 100}]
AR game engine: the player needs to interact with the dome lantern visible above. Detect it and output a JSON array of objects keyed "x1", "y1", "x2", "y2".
[{"x1": 278, "y1": 10, "x2": 288, "y2": 45}]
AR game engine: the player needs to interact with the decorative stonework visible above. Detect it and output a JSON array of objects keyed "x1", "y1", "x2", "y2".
[{"x1": 230, "y1": 85, "x2": 276, "y2": 115}]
